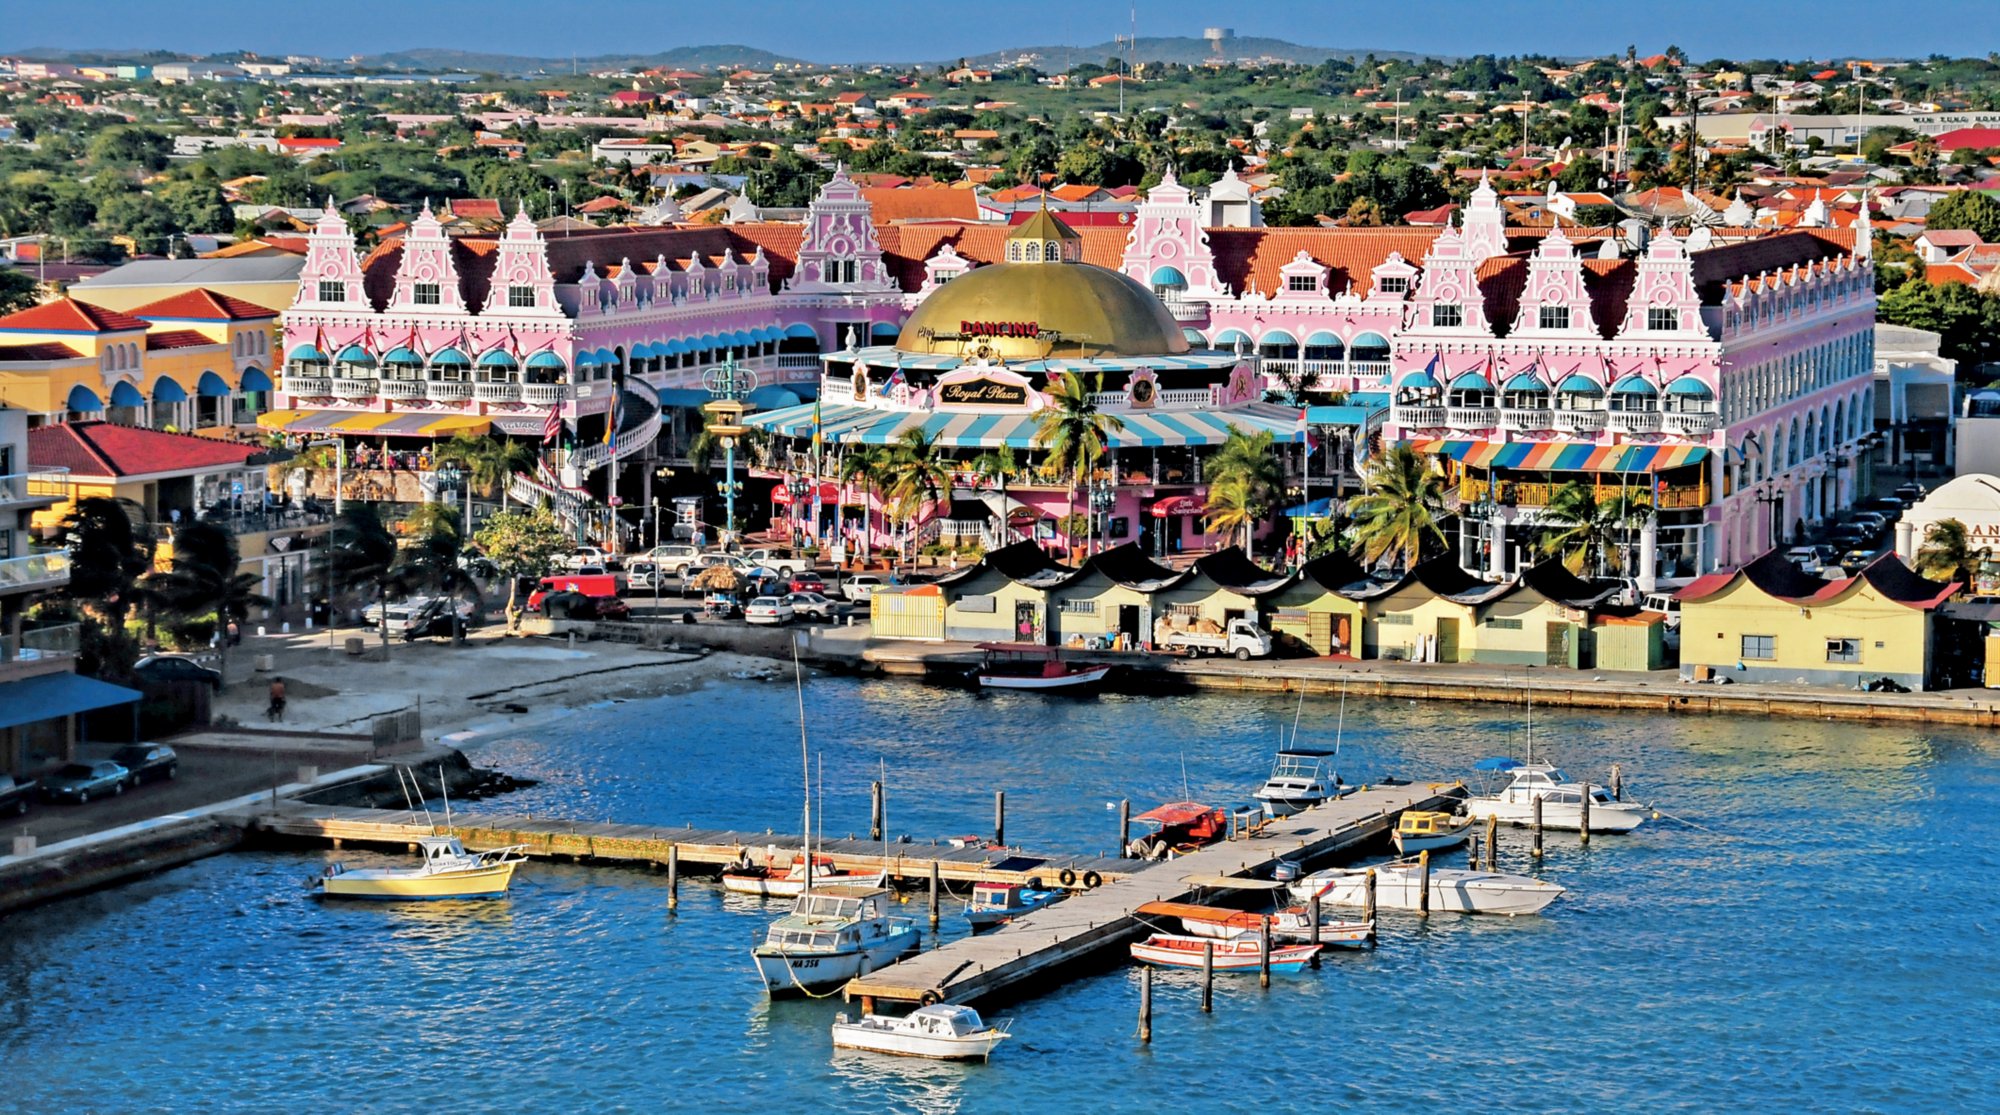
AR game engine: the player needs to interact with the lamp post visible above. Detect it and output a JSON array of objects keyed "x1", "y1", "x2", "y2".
[
  {"x1": 1088, "y1": 476, "x2": 1117, "y2": 556},
  {"x1": 787, "y1": 475, "x2": 812, "y2": 549},
  {"x1": 701, "y1": 356, "x2": 757, "y2": 542},
  {"x1": 1754, "y1": 483, "x2": 1784, "y2": 552},
  {"x1": 435, "y1": 461, "x2": 467, "y2": 528}
]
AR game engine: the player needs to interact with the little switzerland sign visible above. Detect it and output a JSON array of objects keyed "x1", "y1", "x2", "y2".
[{"x1": 939, "y1": 377, "x2": 1030, "y2": 406}]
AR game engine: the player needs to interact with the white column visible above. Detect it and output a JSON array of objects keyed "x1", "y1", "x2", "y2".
[
  {"x1": 1638, "y1": 515, "x2": 1659, "y2": 593},
  {"x1": 1896, "y1": 519, "x2": 1916, "y2": 563},
  {"x1": 1487, "y1": 513, "x2": 1509, "y2": 580}
]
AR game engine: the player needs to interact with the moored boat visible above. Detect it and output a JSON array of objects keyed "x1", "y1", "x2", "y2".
[
  {"x1": 751, "y1": 885, "x2": 920, "y2": 997},
  {"x1": 963, "y1": 881, "x2": 1062, "y2": 930},
  {"x1": 1129, "y1": 931, "x2": 1321, "y2": 972},
  {"x1": 1252, "y1": 748, "x2": 1342, "y2": 818},
  {"x1": 974, "y1": 643, "x2": 1113, "y2": 691},
  {"x1": 1464, "y1": 760, "x2": 1648, "y2": 834},
  {"x1": 722, "y1": 853, "x2": 888, "y2": 898},
  {"x1": 830, "y1": 1004, "x2": 1011, "y2": 1061},
  {"x1": 1124, "y1": 801, "x2": 1230, "y2": 859},
  {"x1": 1137, "y1": 900, "x2": 1373, "y2": 948},
  {"x1": 319, "y1": 835, "x2": 527, "y2": 901},
  {"x1": 1288, "y1": 862, "x2": 1565, "y2": 916},
  {"x1": 1393, "y1": 810, "x2": 1475, "y2": 854}
]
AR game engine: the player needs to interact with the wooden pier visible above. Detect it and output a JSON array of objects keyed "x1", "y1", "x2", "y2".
[
  {"x1": 845, "y1": 783, "x2": 1461, "y2": 1009},
  {"x1": 241, "y1": 801, "x2": 1133, "y2": 887}
]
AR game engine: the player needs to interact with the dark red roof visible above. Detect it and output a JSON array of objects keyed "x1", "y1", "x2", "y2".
[
  {"x1": 128, "y1": 288, "x2": 277, "y2": 321},
  {"x1": 27, "y1": 421, "x2": 265, "y2": 479},
  {"x1": 0, "y1": 341, "x2": 85, "y2": 362},
  {"x1": 1677, "y1": 549, "x2": 1957, "y2": 610},
  {"x1": 145, "y1": 329, "x2": 219, "y2": 350},
  {"x1": 0, "y1": 298, "x2": 148, "y2": 334}
]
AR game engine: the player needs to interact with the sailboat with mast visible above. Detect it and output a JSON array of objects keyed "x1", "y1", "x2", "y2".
[
  {"x1": 319, "y1": 766, "x2": 528, "y2": 900},
  {"x1": 1252, "y1": 684, "x2": 1348, "y2": 819},
  {"x1": 1463, "y1": 676, "x2": 1649, "y2": 833},
  {"x1": 750, "y1": 651, "x2": 918, "y2": 997}
]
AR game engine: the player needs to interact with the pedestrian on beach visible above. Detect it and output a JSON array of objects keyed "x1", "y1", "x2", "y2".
[{"x1": 267, "y1": 677, "x2": 287, "y2": 723}]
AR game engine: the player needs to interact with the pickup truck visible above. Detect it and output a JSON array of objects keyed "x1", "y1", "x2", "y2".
[
  {"x1": 0, "y1": 773, "x2": 35, "y2": 815},
  {"x1": 1161, "y1": 618, "x2": 1273, "y2": 661},
  {"x1": 741, "y1": 549, "x2": 810, "y2": 577}
]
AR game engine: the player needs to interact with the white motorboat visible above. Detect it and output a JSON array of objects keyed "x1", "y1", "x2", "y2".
[
  {"x1": 1253, "y1": 748, "x2": 1342, "y2": 819},
  {"x1": 319, "y1": 835, "x2": 527, "y2": 901},
  {"x1": 1288, "y1": 862, "x2": 1565, "y2": 916},
  {"x1": 831, "y1": 1004, "x2": 1011, "y2": 1062},
  {"x1": 1137, "y1": 900, "x2": 1373, "y2": 948},
  {"x1": 722, "y1": 853, "x2": 888, "y2": 898},
  {"x1": 751, "y1": 885, "x2": 920, "y2": 997},
  {"x1": 1392, "y1": 810, "x2": 1475, "y2": 854},
  {"x1": 1464, "y1": 760, "x2": 1648, "y2": 834},
  {"x1": 1130, "y1": 932, "x2": 1321, "y2": 972}
]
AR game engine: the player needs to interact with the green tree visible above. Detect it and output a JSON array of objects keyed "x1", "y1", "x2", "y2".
[
  {"x1": 1032, "y1": 371, "x2": 1124, "y2": 554},
  {"x1": 838, "y1": 444, "x2": 892, "y2": 564},
  {"x1": 60, "y1": 496, "x2": 156, "y2": 673},
  {"x1": 146, "y1": 521, "x2": 270, "y2": 685},
  {"x1": 472, "y1": 506, "x2": 568, "y2": 624},
  {"x1": 1534, "y1": 481, "x2": 1651, "y2": 576},
  {"x1": 157, "y1": 178, "x2": 232, "y2": 235},
  {"x1": 87, "y1": 126, "x2": 170, "y2": 171},
  {"x1": 1914, "y1": 518, "x2": 1985, "y2": 593},
  {"x1": 0, "y1": 267, "x2": 39, "y2": 315},
  {"x1": 971, "y1": 445, "x2": 1021, "y2": 544},
  {"x1": 433, "y1": 433, "x2": 534, "y2": 512},
  {"x1": 883, "y1": 427, "x2": 952, "y2": 560},
  {"x1": 1924, "y1": 190, "x2": 2000, "y2": 243},
  {"x1": 1347, "y1": 445, "x2": 1448, "y2": 571},
  {"x1": 1202, "y1": 427, "x2": 1285, "y2": 553},
  {"x1": 329, "y1": 507, "x2": 406, "y2": 657}
]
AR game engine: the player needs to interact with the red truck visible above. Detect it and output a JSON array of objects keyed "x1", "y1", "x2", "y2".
[{"x1": 526, "y1": 573, "x2": 625, "y2": 613}]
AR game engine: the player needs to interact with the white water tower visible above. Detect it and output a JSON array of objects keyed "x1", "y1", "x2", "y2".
[{"x1": 1204, "y1": 27, "x2": 1234, "y2": 56}]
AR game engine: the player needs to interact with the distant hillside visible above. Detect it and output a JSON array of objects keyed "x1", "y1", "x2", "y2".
[
  {"x1": 964, "y1": 36, "x2": 1435, "y2": 68},
  {"x1": 359, "y1": 45, "x2": 804, "y2": 75}
]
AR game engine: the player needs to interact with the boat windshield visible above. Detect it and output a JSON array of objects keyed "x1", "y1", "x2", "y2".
[
  {"x1": 764, "y1": 927, "x2": 841, "y2": 950},
  {"x1": 799, "y1": 893, "x2": 869, "y2": 919},
  {"x1": 1268, "y1": 751, "x2": 1334, "y2": 780}
]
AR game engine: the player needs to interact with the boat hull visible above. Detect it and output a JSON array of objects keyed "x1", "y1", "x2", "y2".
[
  {"x1": 977, "y1": 665, "x2": 1113, "y2": 691},
  {"x1": 753, "y1": 927, "x2": 920, "y2": 997},
  {"x1": 319, "y1": 860, "x2": 519, "y2": 901},
  {"x1": 830, "y1": 1025, "x2": 1008, "y2": 1062},
  {"x1": 1393, "y1": 829, "x2": 1472, "y2": 855},
  {"x1": 1129, "y1": 933, "x2": 1320, "y2": 972},
  {"x1": 1290, "y1": 868, "x2": 1564, "y2": 916},
  {"x1": 721, "y1": 870, "x2": 888, "y2": 898},
  {"x1": 964, "y1": 895, "x2": 1057, "y2": 930},
  {"x1": 1464, "y1": 798, "x2": 1647, "y2": 833},
  {"x1": 1255, "y1": 793, "x2": 1326, "y2": 820}
]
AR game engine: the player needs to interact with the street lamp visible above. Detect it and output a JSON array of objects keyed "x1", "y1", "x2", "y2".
[
  {"x1": 435, "y1": 461, "x2": 468, "y2": 528},
  {"x1": 1088, "y1": 476, "x2": 1117, "y2": 556},
  {"x1": 701, "y1": 356, "x2": 758, "y2": 542},
  {"x1": 787, "y1": 475, "x2": 812, "y2": 548}
]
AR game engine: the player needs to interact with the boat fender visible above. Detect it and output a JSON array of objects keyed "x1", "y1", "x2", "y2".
[
  {"x1": 1082, "y1": 871, "x2": 1103, "y2": 890},
  {"x1": 1026, "y1": 876, "x2": 1044, "y2": 890},
  {"x1": 1058, "y1": 868, "x2": 1078, "y2": 888},
  {"x1": 920, "y1": 990, "x2": 942, "y2": 1006}
]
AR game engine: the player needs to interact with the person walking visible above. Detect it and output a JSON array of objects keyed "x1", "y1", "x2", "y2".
[{"x1": 266, "y1": 677, "x2": 287, "y2": 723}]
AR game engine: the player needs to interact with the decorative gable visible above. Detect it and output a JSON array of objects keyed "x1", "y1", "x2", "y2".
[
  {"x1": 1274, "y1": 250, "x2": 1329, "y2": 300},
  {"x1": 1617, "y1": 226, "x2": 1704, "y2": 338},
  {"x1": 1368, "y1": 252, "x2": 1419, "y2": 300},
  {"x1": 1407, "y1": 224, "x2": 1493, "y2": 336},
  {"x1": 922, "y1": 242, "x2": 974, "y2": 291},
  {"x1": 1511, "y1": 226, "x2": 1597, "y2": 338},
  {"x1": 389, "y1": 201, "x2": 468, "y2": 313},
  {"x1": 295, "y1": 196, "x2": 365, "y2": 310},
  {"x1": 486, "y1": 207, "x2": 560, "y2": 316},
  {"x1": 1119, "y1": 169, "x2": 1228, "y2": 297},
  {"x1": 789, "y1": 166, "x2": 896, "y2": 292}
]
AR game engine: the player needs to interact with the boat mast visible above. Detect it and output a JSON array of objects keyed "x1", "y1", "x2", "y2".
[
  {"x1": 794, "y1": 642, "x2": 812, "y2": 899},
  {"x1": 1524, "y1": 673, "x2": 1534, "y2": 767}
]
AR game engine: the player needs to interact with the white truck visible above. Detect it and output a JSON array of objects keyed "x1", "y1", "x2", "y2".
[
  {"x1": 741, "y1": 549, "x2": 810, "y2": 577},
  {"x1": 1162, "y1": 618, "x2": 1272, "y2": 660}
]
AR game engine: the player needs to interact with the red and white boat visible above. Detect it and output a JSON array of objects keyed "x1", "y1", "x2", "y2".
[
  {"x1": 974, "y1": 643, "x2": 1114, "y2": 691},
  {"x1": 1137, "y1": 900, "x2": 1374, "y2": 948},
  {"x1": 1129, "y1": 931, "x2": 1321, "y2": 972},
  {"x1": 721, "y1": 853, "x2": 887, "y2": 898}
]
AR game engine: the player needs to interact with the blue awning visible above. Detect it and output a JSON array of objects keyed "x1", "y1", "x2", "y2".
[
  {"x1": 381, "y1": 346, "x2": 421, "y2": 365},
  {"x1": 0, "y1": 672, "x2": 142, "y2": 731},
  {"x1": 239, "y1": 368, "x2": 274, "y2": 392},
  {"x1": 697, "y1": 335, "x2": 719, "y2": 351},
  {"x1": 1304, "y1": 331, "x2": 1340, "y2": 347},
  {"x1": 197, "y1": 371, "x2": 231, "y2": 397},
  {"x1": 760, "y1": 326, "x2": 784, "y2": 342},
  {"x1": 1610, "y1": 375, "x2": 1657, "y2": 396},
  {"x1": 784, "y1": 322, "x2": 819, "y2": 339},
  {"x1": 287, "y1": 344, "x2": 326, "y2": 362},
  {"x1": 526, "y1": 351, "x2": 567, "y2": 370},
  {"x1": 1503, "y1": 373, "x2": 1546, "y2": 392},
  {"x1": 1448, "y1": 371, "x2": 1494, "y2": 392},
  {"x1": 430, "y1": 347, "x2": 469, "y2": 367},
  {"x1": 1285, "y1": 497, "x2": 1334, "y2": 518},
  {"x1": 1305, "y1": 404, "x2": 1380, "y2": 428},
  {"x1": 870, "y1": 322, "x2": 900, "y2": 337},
  {"x1": 477, "y1": 350, "x2": 518, "y2": 368},
  {"x1": 1212, "y1": 329, "x2": 1250, "y2": 347},
  {"x1": 746, "y1": 386, "x2": 801, "y2": 409},
  {"x1": 655, "y1": 388, "x2": 712, "y2": 408},
  {"x1": 109, "y1": 380, "x2": 145, "y2": 407},
  {"x1": 333, "y1": 344, "x2": 374, "y2": 365},
  {"x1": 572, "y1": 350, "x2": 597, "y2": 368},
  {"x1": 1557, "y1": 374, "x2": 1602, "y2": 394},
  {"x1": 65, "y1": 385, "x2": 103, "y2": 411},
  {"x1": 152, "y1": 377, "x2": 188, "y2": 403},
  {"x1": 1397, "y1": 370, "x2": 1438, "y2": 389},
  {"x1": 728, "y1": 330, "x2": 752, "y2": 346},
  {"x1": 1665, "y1": 375, "x2": 1713, "y2": 396}
]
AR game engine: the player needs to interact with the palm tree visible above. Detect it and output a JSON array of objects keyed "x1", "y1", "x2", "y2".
[
  {"x1": 1915, "y1": 518, "x2": 1985, "y2": 592},
  {"x1": 1346, "y1": 445, "x2": 1448, "y2": 572},
  {"x1": 435, "y1": 434, "x2": 536, "y2": 512},
  {"x1": 147, "y1": 521, "x2": 270, "y2": 686},
  {"x1": 60, "y1": 496, "x2": 156, "y2": 670},
  {"x1": 838, "y1": 444, "x2": 892, "y2": 564},
  {"x1": 971, "y1": 444, "x2": 1020, "y2": 544},
  {"x1": 1202, "y1": 426, "x2": 1284, "y2": 553},
  {"x1": 884, "y1": 428, "x2": 952, "y2": 561},
  {"x1": 1535, "y1": 481, "x2": 1651, "y2": 576},
  {"x1": 1032, "y1": 370, "x2": 1123, "y2": 555},
  {"x1": 329, "y1": 507, "x2": 406, "y2": 658},
  {"x1": 398, "y1": 504, "x2": 482, "y2": 646}
]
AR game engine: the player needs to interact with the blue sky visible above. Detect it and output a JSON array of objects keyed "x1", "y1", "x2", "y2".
[{"x1": 4, "y1": 0, "x2": 1996, "y2": 62}]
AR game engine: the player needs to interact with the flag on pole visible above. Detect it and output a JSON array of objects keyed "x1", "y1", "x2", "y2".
[
  {"x1": 543, "y1": 405, "x2": 563, "y2": 446},
  {"x1": 603, "y1": 393, "x2": 621, "y2": 448}
]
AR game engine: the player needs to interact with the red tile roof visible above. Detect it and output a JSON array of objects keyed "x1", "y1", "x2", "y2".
[
  {"x1": 1209, "y1": 227, "x2": 1443, "y2": 298},
  {"x1": 860, "y1": 187, "x2": 980, "y2": 223},
  {"x1": 0, "y1": 342, "x2": 85, "y2": 362},
  {"x1": 1933, "y1": 128, "x2": 2000, "y2": 152},
  {"x1": 27, "y1": 421, "x2": 264, "y2": 479},
  {"x1": 145, "y1": 329, "x2": 219, "y2": 350},
  {"x1": 0, "y1": 297, "x2": 148, "y2": 334},
  {"x1": 127, "y1": 288, "x2": 277, "y2": 321}
]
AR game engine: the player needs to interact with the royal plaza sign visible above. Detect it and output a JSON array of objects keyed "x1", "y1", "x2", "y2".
[{"x1": 934, "y1": 366, "x2": 1039, "y2": 410}]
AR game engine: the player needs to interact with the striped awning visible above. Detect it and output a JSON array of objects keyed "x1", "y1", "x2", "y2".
[
  {"x1": 1405, "y1": 439, "x2": 1709, "y2": 472},
  {"x1": 255, "y1": 410, "x2": 493, "y2": 437},
  {"x1": 743, "y1": 402, "x2": 880, "y2": 439}
]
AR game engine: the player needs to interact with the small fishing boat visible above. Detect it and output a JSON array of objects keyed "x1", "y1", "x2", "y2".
[
  {"x1": 1463, "y1": 760, "x2": 1648, "y2": 834},
  {"x1": 1129, "y1": 931, "x2": 1321, "y2": 972},
  {"x1": 1137, "y1": 900, "x2": 1373, "y2": 948},
  {"x1": 1252, "y1": 748, "x2": 1342, "y2": 818},
  {"x1": 831, "y1": 1004, "x2": 1012, "y2": 1062},
  {"x1": 963, "y1": 881, "x2": 1062, "y2": 930},
  {"x1": 319, "y1": 835, "x2": 528, "y2": 901},
  {"x1": 1287, "y1": 862, "x2": 1565, "y2": 916},
  {"x1": 751, "y1": 886, "x2": 920, "y2": 997},
  {"x1": 722, "y1": 853, "x2": 888, "y2": 898},
  {"x1": 1124, "y1": 801, "x2": 1230, "y2": 859},
  {"x1": 973, "y1": 643, "x2": 1113, "y2": 691},
  {"x1": 1393, "y1": 810, "x2": 1475, "y2": 854}
]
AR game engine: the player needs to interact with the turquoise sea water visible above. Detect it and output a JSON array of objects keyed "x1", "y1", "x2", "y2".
[{"x1": 3, "y1": 676, "x2": 1997, "y2": 1113}]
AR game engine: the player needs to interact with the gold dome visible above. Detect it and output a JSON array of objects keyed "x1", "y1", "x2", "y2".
[{"x1": 895, "y1": 261, "x2": 1192, "y2": 359}]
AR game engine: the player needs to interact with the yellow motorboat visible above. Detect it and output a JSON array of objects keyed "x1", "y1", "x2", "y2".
[
  {"x1": 319, "y1": 835, "x2": 527, "y2": 901},
  {"x1": 1392, "y1": 810, "x2": 1474, "y2": 855}
]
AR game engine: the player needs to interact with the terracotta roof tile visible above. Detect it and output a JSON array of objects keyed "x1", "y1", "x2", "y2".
[
  {"x1": 0, "y1": 297, "x2": 148, "y2": 334},
  {"x1": 145, "y1": 329, "x2": 219, "y2": 350},
  {"x1": 860, "y1": 187, "x2": 980, "y2": 222},
  {"x1": 0, "y1": 341, "x2": 85, "y2": 362},
  {"x1": 127, "y1": 288, "x2": 277, "y2": 321},
  {"x1": 1209, "y1": 227, "x2": 1442, "y2": 297},
  {"x1": 27, "y1": 421, "x2": 264, "y2": 479}
]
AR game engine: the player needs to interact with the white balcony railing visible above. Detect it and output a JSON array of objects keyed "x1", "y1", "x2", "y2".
[
  {"x1": 1663, "y1": 411, "x2": 1718, "y2": 437},
  {"x1": 1394, "y1": 405, "x2": 1447, "y2": 428},
  {"x1": 820, "y1": 376, "x2": 856, "y2": 404},
  {"x1": 473, "y1": 382, "x2": 523, "y2": 403},
  {"x1": 1349, "y1": 361, "x2": 1392, "y2": 380},
  {"x1": 1500, "y1": 407, "x2": 1553, "y2": 431},
  {"x1": 1159, "y1": 388, "x2": 1213, "y2": 407},
  {"x1": 1160, "y1": 295, "x2": 1207, "y2": 322},
  {"x1": 522, "y1": 383, "x2": 566, "y2": 406},
  {"x1": 0, "y1": 551, "x2": 70, "y2": 594},
  {"x1": 776, "y1": 353, "x2": 822, "y2": 369},
  {"x1": 427, "y1": 381, "x2": 473, "y2": 402},
  {"x1": 1554, "y1": 409, "x2": 1608, "y2": 433},
  {"x1": 376, "y1": 379, "x2": 425, "y2": 400},
  {"x1": 1446, "y1": 406, "x2": 1499, "y2": 429},
  {"x1": 329, "y1": 378, "x2": 377, "y2": 398},
  {"x1": 1089, "y1": 392, "x2": 1125, "y2": 408},
  {"x1": 283, "y1": 375, "x2": 332, "y2": 395},
  {"x1": 1607, "y1": 410, "x2": 1663, "y2": 434}
]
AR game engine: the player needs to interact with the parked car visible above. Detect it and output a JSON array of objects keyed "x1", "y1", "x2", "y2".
[
  {"x1": 381, "y1": 597, "x2": 449, "y2": 639},
  {"x1": 110, "y1": 744, "x2": 178, "y2": 785},
  {"x1": 133, "y1": 654, "x2": 222, "y2": 691},
  {"x1": 538, "y1": 591, "x2": 631, "y2": 621},
  {"x1": 1783, "y1": 546, "x2": 1825, "y2": 575},
  {"x1": 648, "y1": 543, "x2": 700, "y2": 570},
  {"x1": 741, "y1": 549, "x2": 809, "y2": 577},
  {"x1": 1840, "y1": 548, "x2": 1878, "y2": 571},
  {"x1": 1639, "y1": 592, "x2": 1682, "y2": 628},
  {"x1": 1864, "y1": 496, "x2": 1906, "y2": 514},
  {"x1": 744, "y1": 596, "x2": 797, "y2": 626},
  {"x1": 626, "y1": 561, "x2": 661, "y2": 591},
  {"x1": 0, "y1": 773, "x2": 36, "y2": 815},
  {"x1": 1894, "y1": 483, "x2": 1926, "y2": 503},
  {"x1": 789, "y1": 571, "x2": 828, "y2": 594},
  {"x1": 1848, "y1": 511, "x2": 1891, "y2": 532},
  {"x1": 42, "y1": 761, "x2": 131, "y2": 803},
  {"x1": 840, "y1": 574, "x2": 887, "y2": 602},
  {"x1": 784, "y1": 591, "x2": 839, "y2": 620}
]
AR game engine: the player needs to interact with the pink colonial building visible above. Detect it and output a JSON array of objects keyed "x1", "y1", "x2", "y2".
[{"x1": 277, "y1": 168, "x2": 1875, "y2": 586}]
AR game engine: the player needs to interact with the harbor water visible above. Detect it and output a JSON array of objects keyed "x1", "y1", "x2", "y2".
[{"x1": 3, "y1": 674, "x2": 1996, "y2": 1112}]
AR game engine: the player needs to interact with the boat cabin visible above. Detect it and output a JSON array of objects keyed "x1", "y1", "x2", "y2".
[
  {"x1": 911, "y1": 1005, "x2": 988, "y2": 1037},
  {"x1": 1128, "y1": 801, "x2": 1229, "y2": 856},
  {"x1": 795, "y1": 886, "x2": 889, "y2": 922},
  {"x1": 1397, "y1": 811, "x2": 1457, "y2": 837},
  {"x1": 417, "y1": 835, "x2": 470, "y2": 864},
  {"x1": 970, "y1": 882, "x2": 1030, "y2": 912},
  {"x1": 1261, "y1": 749, "x2": 1338, "y2": 795}
]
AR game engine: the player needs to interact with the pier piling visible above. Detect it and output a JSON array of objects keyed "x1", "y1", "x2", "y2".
[
  {"x1": 1484, "y1": 814, "x2": 1498, "y2": 871},
  {"x1": 870, "y1": 781, "x2": 883, "y2": 842},
  {"x1": 927, "y1": 860, "x2": 940, "y2": 929},
  {"x1": 1118, "y1": 799, "x2": 1131, "y2": 859},
  {"x1": 1363, "y1": 868, "x2": 1378, "y2": 937},
  {"x1": 1259, "y1": 919, "x2": 1272, "y2": 988},
  {"x1": 1531, "y1": 796, "x2": 1545, "y2": 859},
  {"x1": 1309, "y1": 894, "x2": 1323, "y2": 969},
  {"x1": 993, "y1": 791, "x2": 1005, "y2": 849},
  {"x1": 1417, "y1": 850, "x2": 1431, "y2": 917},
  {"x1": 1201, "y1": 942, "x2": 1214, "y2": 1012},
  {"x1": 1580, "y1": 787, "x2": 1591, "y2": 846},
  {"x1": 1139, "y1": 965, "x2": 1153, "y2": 1043},
  {"x1": 667, "y1": 844, "x2": 679, "y2": 911},
  {"x1": 1611, "y1": 764, "x2": 1624, "y2": 802}
]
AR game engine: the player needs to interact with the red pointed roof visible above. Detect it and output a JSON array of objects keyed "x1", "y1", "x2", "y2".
[
  {"x1": 145, "y1": 329, "x2": 220, "y2": 350},
  {"x1": 1676, "y1": 549, "x2": 1958, "y2": 611},
  {"x1": 0, "y1": 297, "x2": 148, "y2": 334},
  {"x1": 127, "y1": 288, "x2": 278, "y2": 321},
  {"x1": 27, "y1": 421, "x2": 266, "y2": 479}
]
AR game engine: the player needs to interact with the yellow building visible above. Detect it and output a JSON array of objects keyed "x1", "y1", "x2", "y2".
[
  {"x1": 1151, "y1": 549, "x2": 1284, "y2": 638},
  {"x1": 0, "y1": 293, "x2": 276, "y2": 429},
  {"x1": 1269, "y1": 552, "x2": 1376, "y2": 657},
  {"x1": 1676, "y1": 550, "x2": 1966, "y2": 690},
  {"x1": 1051, "y1": 546, "x2": 1186, "y2": 647},
  {"x1": 1363, "y1": 558, "x2": 1618, "y2": 666}
]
